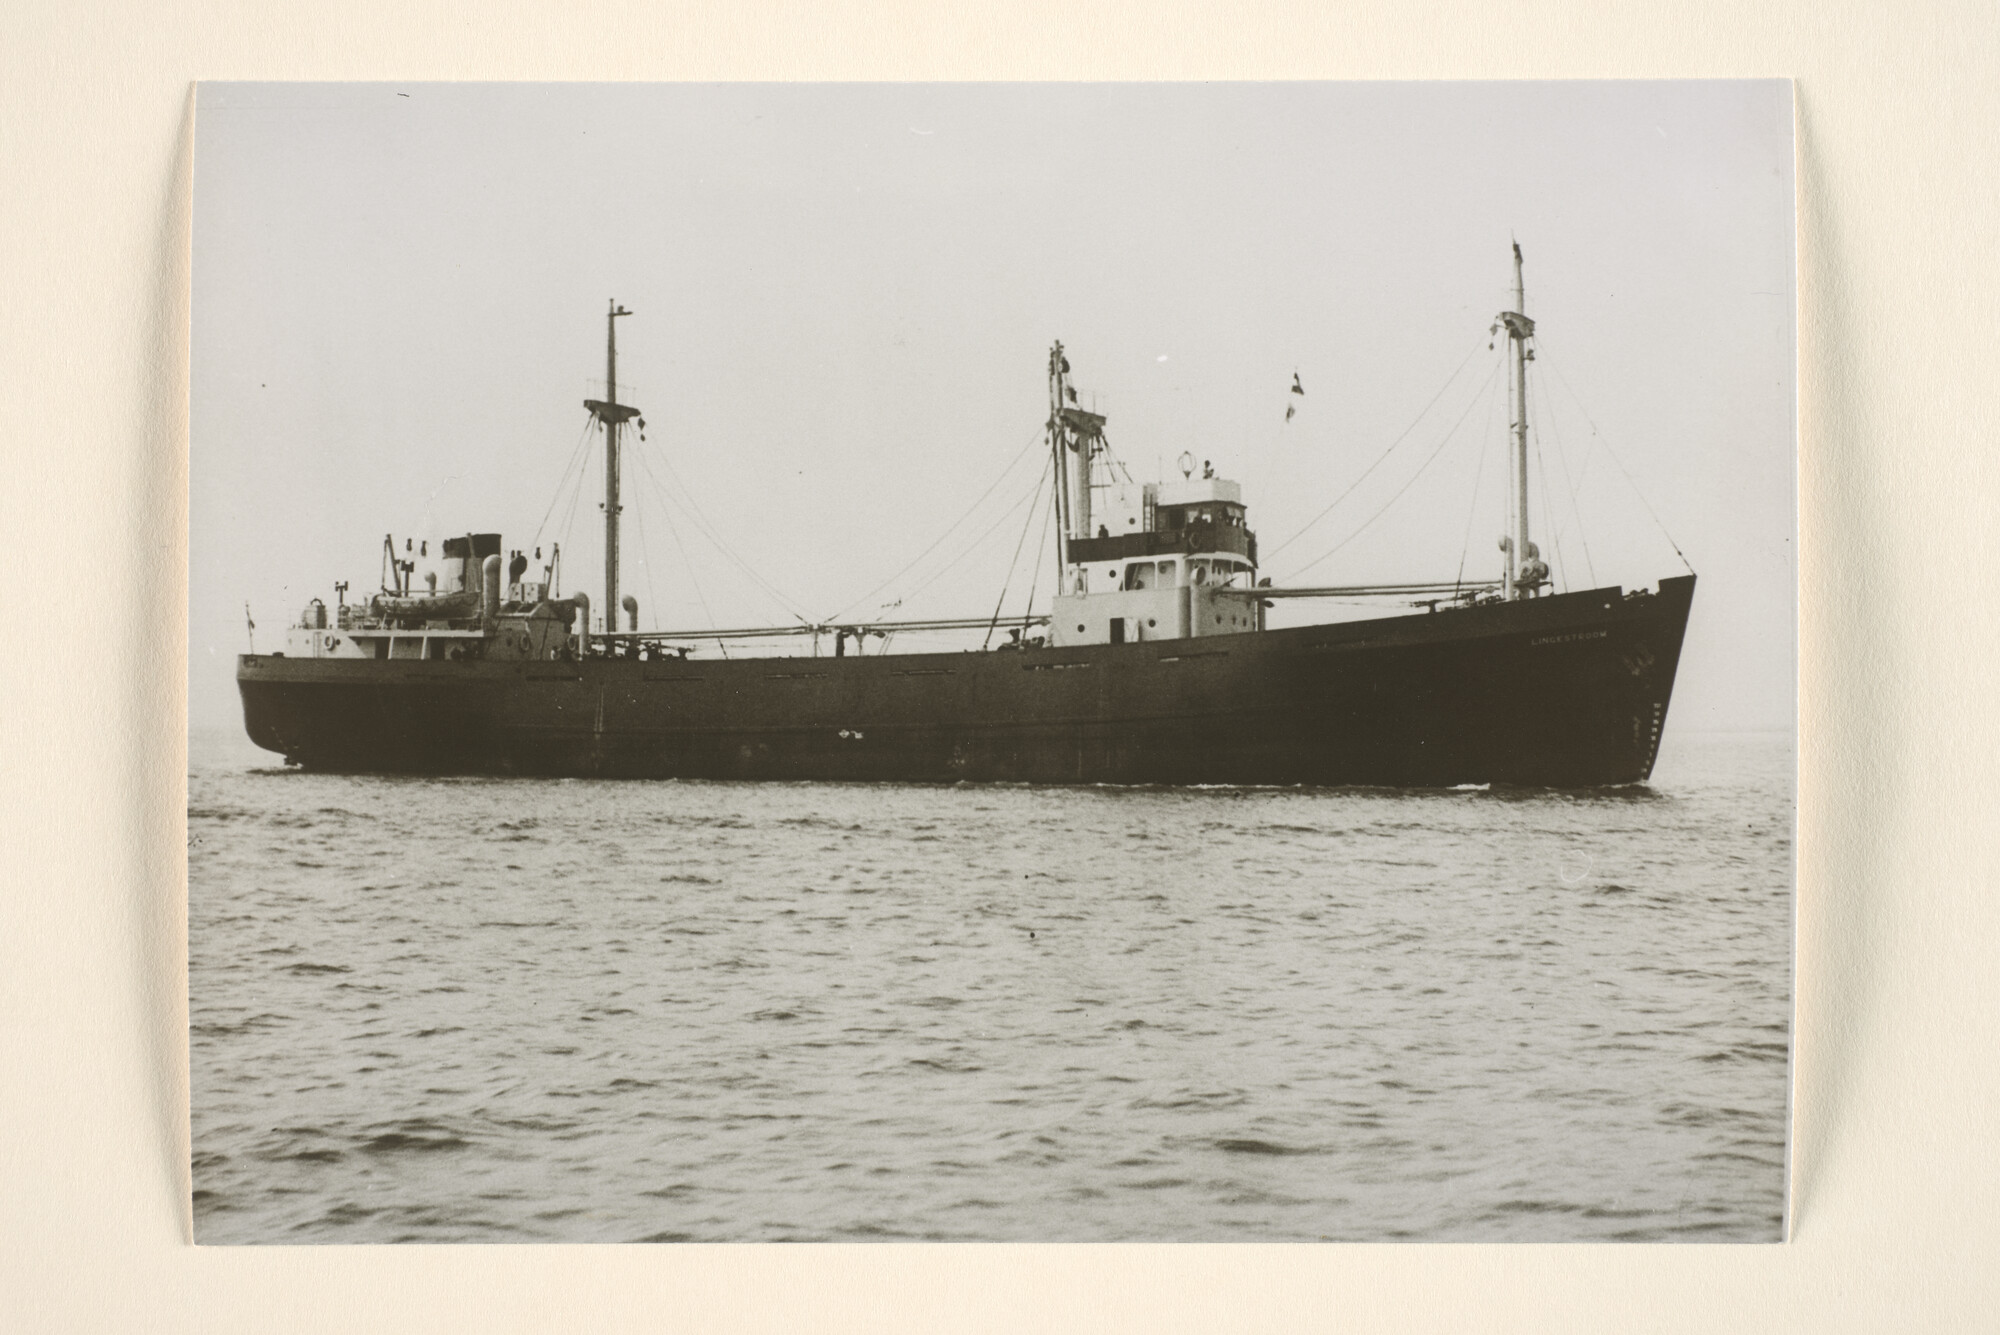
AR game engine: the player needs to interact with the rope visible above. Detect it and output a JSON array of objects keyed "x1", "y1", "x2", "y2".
[
  {"x1": 878, "y1": 461, "x2": 1050, "y2": 616},
  {"x1": 984, "y1": 455, "x2": 1052, "y2": 649},
  {"x1": 1020, "y1": 468, "x2": 1057, "y2": 637},
  {"x1": 642, "y1": 447, "x2": 811, "y2": 623},
  {"x1": 632, "y1": 494, "x2": 661, "y2": 632},
  {"x1": 553, "y1": 424, "x2": 595, "y2": 574},
  {"x1": 1533, "y1": 362, "x2": 1596, "y2": 588},
  {"x1": 826, "y1": 427, "x2": 1044, "y2": 622},
  {"x1": 531, "y1": 415, "x2": 597, "y2": 556},
  {"x1": 1243, "y1": 368, "x2": 1305, "y2": 525},
  {"x1": 1287, "y1": 359, "x2": 1503, "y2": 581},
  {"x1": 628, "y1": 446, "x2": 741, "y2": 653},
  {"x1": 628, "y1": 447, "x2": 731, "y2": 654},
  {"x1": 1263, "y1": 333, "x2": 1490, "y2": 563},
  {"x1": 1454, "y1": 373, "x2": 1503, "y2": 594},
  {"x1": 1531, "y1": 405, "x2": 1568, "y2": 593},
  {"x1": 1542, "y1": 349, "x2": 1696, "y2": 576}
]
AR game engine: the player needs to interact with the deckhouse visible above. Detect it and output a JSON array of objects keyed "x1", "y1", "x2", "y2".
[
  {"x1": 284, "y1": 531, "x2": 581, "y2": 664},
  {"x1": 1043, "y1": 345, "x2": 1265, "y2": 648}
]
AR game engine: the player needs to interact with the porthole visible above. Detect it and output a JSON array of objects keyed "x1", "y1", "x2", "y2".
[
  {"x1": 1077, "y1": 624, "x2": 1086, "y2": 633},
  {"x1": 1147, "y1": 619, "x2": 1156, "y2": 627}
]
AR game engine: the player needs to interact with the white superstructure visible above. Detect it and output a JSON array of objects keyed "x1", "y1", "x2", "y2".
[{"x1": 1042, "y1": 344, "x2": 1264, "y2": 648}]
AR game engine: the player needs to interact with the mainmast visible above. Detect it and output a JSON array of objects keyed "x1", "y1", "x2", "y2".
[
  {"x1": 1046, "y1": 340, "x2": 1106, "y2": 584},
  {"x1": 584, "y1": 301, "x2": 641, "y2": 638},
  {"x1": 1497, "y1": 243, "x2": 1547, "y2": 599},
  {"x1": 1048, "y1": 343, "x2": 1071, "y2": 571}
]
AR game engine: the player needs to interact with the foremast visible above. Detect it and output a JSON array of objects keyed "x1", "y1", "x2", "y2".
[
  {"x1": 1498, "y1": 243, "x2": 1549, "y2": 600},
  {"x1": 584, "y1": 301, "x2": 642, "y2": 639}
]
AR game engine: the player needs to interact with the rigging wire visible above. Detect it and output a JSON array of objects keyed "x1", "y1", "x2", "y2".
[
  {"x1": 1020, "y1": 465, "x2": 1057, "y2": 636},
  {"x1": 1243, "y1": 366, "x2": 1309, "y2": 525},
  {"x1": 632, "y1": 491, "x2": 661, "y2": 632},
  {"x1": 1262, "y1": 333, "x2": 1491, "y2": 563},
  {"x1": 1286, "y1": 358, "x2": 1504, "y2": 581},
  {"x1": 1532, "y1": 360, "x2": 1596, "y2": 588},
  {"x1": 553, "y1": 364, "x2": 806, "y2": 635},
  {"x1": 531, "y1": 416, "x2": 598, "y2": 556},
  {"x1": 636, "y1": 443, "x2": 760, "y2": 647},
  {"x1": 1454, "y1": 367, "x2": 1505, "y2": 594},
  {"x1": 1540, "y1": 348, "x2": 1697, "y2": 576},
  {"x1": 878, "y1": 462, "x2": 1051, "y2": 615},
  {"x1": 826, "y1": 427, "x2": 1046, "y2": 623},
  {"x1": 984, "y1": 455, "x2": 1053, "y2": 648},
  {"x1": 633, "y1": 449, "x2": 801, "y2": 622},
  {"x1": 647, "y1": 450, "x2": 812, "y2": 623},
  {"x1": 554, "y1": 424, "x2": 596, "y2": 572},
  {"x1": 627, "y1": 444, "x2": 732, "y2": 653},
  {"x1": 1094, "y1": 433, "x2": 1136, "y2": 487},
  {"x1": 590, "y1": 405, "x2": 1050, "y2": 643},
  {"x1": 1531, "y1": 406, "x2": 1569, "y2": 592}
]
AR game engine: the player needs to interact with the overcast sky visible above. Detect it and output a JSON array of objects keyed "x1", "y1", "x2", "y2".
[{"x1": 192, "y1": 81, "x2": 1793, "y2": 731}]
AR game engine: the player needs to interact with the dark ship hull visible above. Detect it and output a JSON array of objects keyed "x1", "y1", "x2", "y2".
[{"x1": 237, "y1": 575, "x2": 1692, "y2": 787}]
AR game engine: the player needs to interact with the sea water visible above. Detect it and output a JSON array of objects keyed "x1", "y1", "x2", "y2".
[{"x1": 186, "y1": 727, "x2": 1791, "y2": 1243}]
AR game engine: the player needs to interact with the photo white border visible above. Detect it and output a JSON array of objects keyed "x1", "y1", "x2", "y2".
[{"x1": 4, "y1": 0, "x2": 1989, "y2": 1329}]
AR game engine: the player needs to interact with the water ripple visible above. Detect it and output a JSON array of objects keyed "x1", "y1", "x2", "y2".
[{"x1": 188, "y1": 729, "x2": 1792, "y2": 1243}]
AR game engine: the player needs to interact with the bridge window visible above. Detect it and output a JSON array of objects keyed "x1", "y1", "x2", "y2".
[{"x1": 1157, "y1": 560, "x2": 1178, "y2": 588}]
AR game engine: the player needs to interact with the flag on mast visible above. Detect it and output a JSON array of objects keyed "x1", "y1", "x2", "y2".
[{"x1": 1285, "y1": 370, "x2": 1304, "y2": 422}]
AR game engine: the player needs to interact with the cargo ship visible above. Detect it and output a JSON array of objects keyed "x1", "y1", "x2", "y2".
[{"x1": 237, "y1": 249, "x2": 1694, "y2": 785}]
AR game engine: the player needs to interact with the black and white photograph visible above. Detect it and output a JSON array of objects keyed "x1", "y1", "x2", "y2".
[{"x1": 187, "y1": 80, "x2": 1795, "y2": 1243}]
